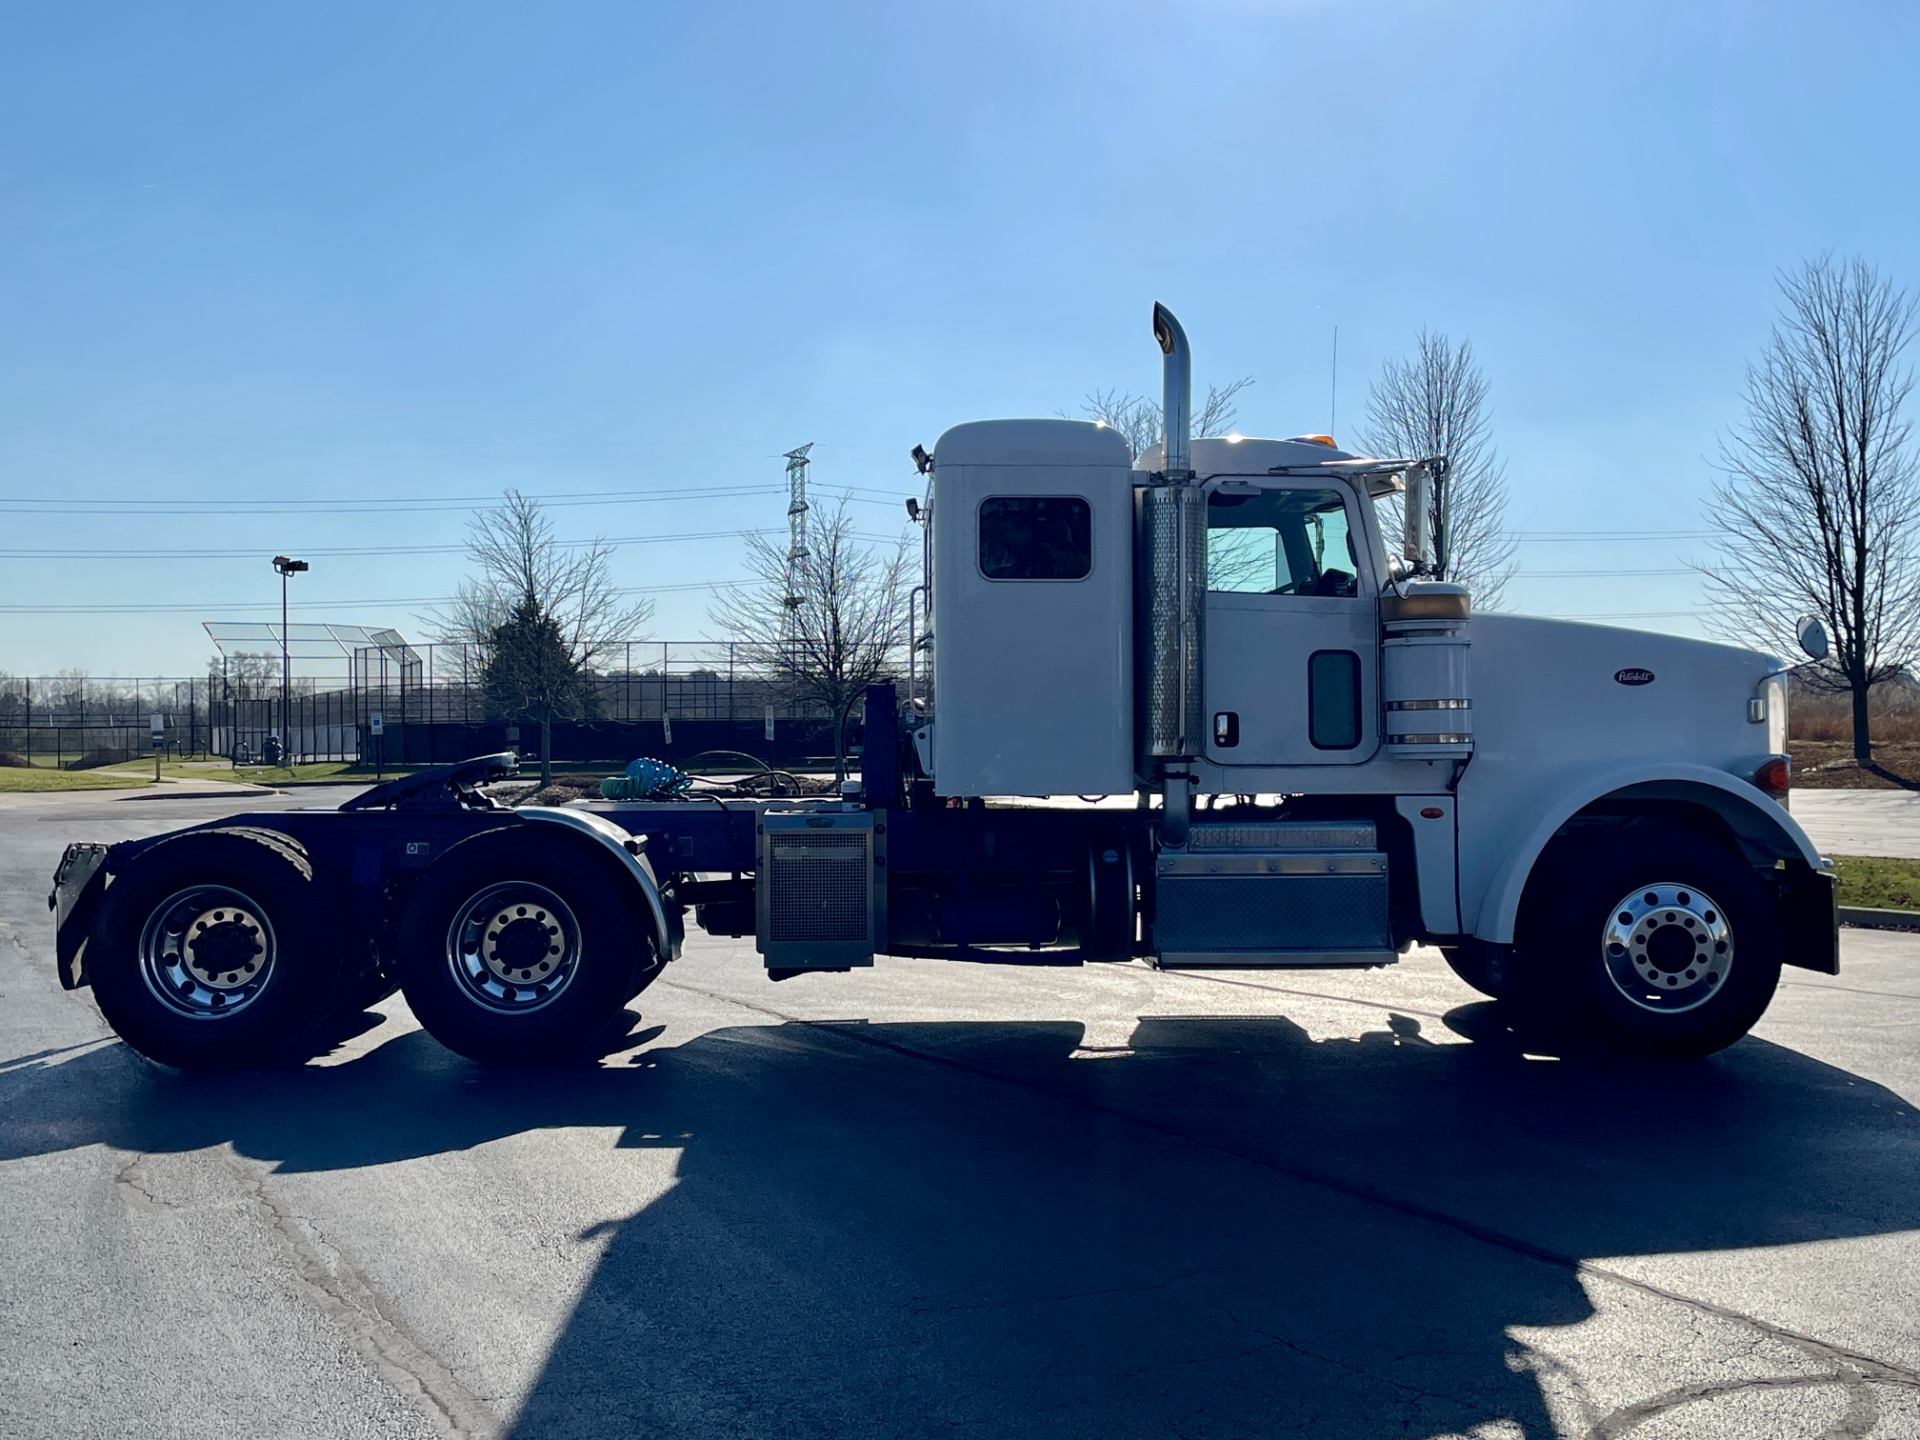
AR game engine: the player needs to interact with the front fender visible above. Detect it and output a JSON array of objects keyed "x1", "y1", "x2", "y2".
[
  {"x1": 1469, "y1": 761, "x2": 1822, "y2": 946},
  {"x1": 517, "y1": 808, "x2": 681, "y2": 961}
]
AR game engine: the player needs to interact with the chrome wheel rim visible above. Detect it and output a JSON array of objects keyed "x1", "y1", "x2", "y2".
[
  {"x1": 446, "y1": 883, "x2": 581, "y2": 1014},
  {"x1": 138, "y1": 886, "x2": 277, "y2": 1019},
  {"x1": 1601, "y1": 881, "x2": 1732, "y2": 1015}
]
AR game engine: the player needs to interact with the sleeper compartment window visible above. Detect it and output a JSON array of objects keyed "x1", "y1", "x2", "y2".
[{"x1": 978, "y1": 497, "x2": 1092, "y2": 580}]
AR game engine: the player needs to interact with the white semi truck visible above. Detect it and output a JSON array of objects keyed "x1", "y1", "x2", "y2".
[{"x1": 50, "y1": 305, "x2": 1835, "y2": 1069}]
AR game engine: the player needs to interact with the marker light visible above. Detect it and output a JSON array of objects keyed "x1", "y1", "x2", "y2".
[{"x1": 1753, "y1": 756, "x2": 1790, "y2": 799}]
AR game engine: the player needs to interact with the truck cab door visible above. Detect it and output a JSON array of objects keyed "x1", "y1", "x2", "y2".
[{"x1": 1202, "y1": 478, "x2": 1379, "y2": 768}]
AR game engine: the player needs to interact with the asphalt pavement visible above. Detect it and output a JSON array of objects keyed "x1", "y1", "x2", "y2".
[{"x1": 4, "y1": 786, "x2": 1920, "y2": 1438}]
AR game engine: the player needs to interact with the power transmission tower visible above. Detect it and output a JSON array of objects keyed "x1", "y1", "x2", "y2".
[{"x1": 782, "y1": 444, "x2": 813, "y2": 673}]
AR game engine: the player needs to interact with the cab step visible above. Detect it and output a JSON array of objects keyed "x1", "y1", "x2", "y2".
[{"x1": 1151, "y1": 819, "x2": 1396, "y2": 968}]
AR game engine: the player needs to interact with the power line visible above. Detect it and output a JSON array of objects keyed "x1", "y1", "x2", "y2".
[
  {"x1": 0, "y1": 479, "x2": 923, "y2": 516},
  {"x1": 0, "y1": 484, "x2": 785, "y2": 517},
  {"x1": 0, "y1": 533, "x2": 908, "y2": 612},
  {"x1": 1513, "y1": 568, "x2": 1695, "y2": 578},
  {"x1": 1512, "y1": 532, "x2": 1715, "y2": 542},
  {"x1": 1541, "y1": 610, "x2": 1707, "y2": 621},
  {"x1": 0, "y1": 584, "x2": 724, "y2": 616},
  {"x1": 0, "y1": 527, "x2": 787, "y2": 560}
]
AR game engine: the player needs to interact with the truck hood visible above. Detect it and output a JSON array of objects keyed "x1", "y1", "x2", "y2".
[{"x1": 1471, "y1": 615, "x2": 1780, "y2": 777}]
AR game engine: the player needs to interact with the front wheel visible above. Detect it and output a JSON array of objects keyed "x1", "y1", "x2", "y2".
[
  {"x1": 1514, "y1": 831, "x2": 1781, "y2": 1057},
  {"x1": 1441, "y1": 942, "x2": 1507, "y2": 998},
  {"x1": 397, "y1": 832, "x2": 661, "y2": 1066}
]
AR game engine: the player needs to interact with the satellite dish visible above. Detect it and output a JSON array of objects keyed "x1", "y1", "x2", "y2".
[{"x1": 1795, "y1": 615, "x2": 1830, "y2": 662}]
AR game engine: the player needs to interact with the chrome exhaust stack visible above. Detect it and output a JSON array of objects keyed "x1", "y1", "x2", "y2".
[
  {"x1": 1145, "y1": 303, "x2": 1204, "y2": 846},
  {"x1": 1154, "y1": 302, "x2": 1191, "y2": 478}
]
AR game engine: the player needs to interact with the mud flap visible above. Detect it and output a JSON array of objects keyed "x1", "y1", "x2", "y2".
[
  {"x1": 49, "y1": 842, "x2": 112, "y2": 990},
  {"x1": 1780, "y1": 862, "x2": 1839, "y2": 975}
]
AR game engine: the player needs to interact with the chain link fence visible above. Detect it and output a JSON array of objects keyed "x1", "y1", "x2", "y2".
[
  {"x1": 0, "y1": 675, "x2": 219, "y2": 769},
  {"x1": 0, "y1": 642, "x2": 880, "y2": 771},
  {"x1": 350, "y1": 641, "x2": 858, "y2": 769}
]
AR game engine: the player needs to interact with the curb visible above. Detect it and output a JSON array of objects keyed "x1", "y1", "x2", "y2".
[{"x1": 1839, "y1": 905, "x2": 1920, "y2": 931}]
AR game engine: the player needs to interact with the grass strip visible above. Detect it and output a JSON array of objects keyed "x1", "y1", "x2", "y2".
[
  {"x1": 0, "y1": 768, "x2": 153, "y2": 792},
  {"x1": 1832, "y1": 854, "x2": 1920, "y2": 913}
]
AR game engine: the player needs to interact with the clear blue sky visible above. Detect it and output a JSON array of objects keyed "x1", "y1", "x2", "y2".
[{"x1": 3, "y1": 0, "x2": 1917, "y2": 679}]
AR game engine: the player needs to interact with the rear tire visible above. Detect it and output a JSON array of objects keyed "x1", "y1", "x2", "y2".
[
  {"x1": 397, "y1": 831, "x2": 662, "y2": 1066},
  {"x1": 90, "y1": 829, "x2": 343, "y2": 1069},
  {"x1": 1514, "y1": 829, "x2": 1780, "y2": 1056}
]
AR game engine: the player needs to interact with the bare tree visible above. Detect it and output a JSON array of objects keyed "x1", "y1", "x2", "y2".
[
  {"x1": 1361, "y1": 330, "x2": 1517, "y2": 607},
  {"x1": 50, "y1": 669, "x2": 89, "y2": 717},
  {"x1": 1702, "y1": 255, "x2": 1920, "y2": 764},
  {"x1": 433, "y1": 490, "x2": 652, "y2": 668},
  {"x1": 433, "y1": 490, "x2": 651, "y2": 780},
  {"x1": 710, "y1": 495, "x2": 910, "y2": 777},
  {"x1": 1071, "y1": 377, "x2": 1254, "y2": 460},
  {"x1": 220, "y1": 652, "x2": 278, "y2": 702}
]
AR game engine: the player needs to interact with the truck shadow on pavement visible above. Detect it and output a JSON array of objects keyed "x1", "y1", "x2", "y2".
[{"x1": 6, "y1": 1005, "x2": 1919, "y2": 1438}]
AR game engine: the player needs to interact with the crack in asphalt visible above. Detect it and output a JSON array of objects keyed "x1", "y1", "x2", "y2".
[
  {"x1": 659, "y1": 975, "x2": 1920, "y2": 1437},
  {"x1": 222, "y1": 1152, "x2": 502, "y2": 1440},
  {"x1": 8, "y1": 918, "x2": 495, "y2": 1437},
  {"x1": 1781, "y1": 978, "x2": 1920, "y2": 1004},
  {"x1": 1586, "y1": 1358, "x2": 1883, "y2": 1438},
  {"x1": 113, "y1": 1151, "x2": 176, "y2": 1213},
  {"x1": 107, "y1": 1131, "x2": 499, "y2": 1440}
]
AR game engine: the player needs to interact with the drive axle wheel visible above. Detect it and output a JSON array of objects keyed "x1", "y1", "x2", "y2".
[
  {"x1": 1515, "y1": 830, "x2": 1780, "y2": 1057},
  {"x1": 90, "y1": 830, "x2": 342, "y2": 1069},
  {"x1": 139, "y1": 885, "x2": 276, "y2": 1018},
  {"x1": 397, "y1": 832, "x2": 659, "y2": 1066},
  {"x1": 447, "y1": 883, "x2": 583, "y2": 1013}
]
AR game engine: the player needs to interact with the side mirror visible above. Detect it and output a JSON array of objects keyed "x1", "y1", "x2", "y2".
[
  {"x1": 1403, "y1": 463, "x2": 1431, "y2": 570},
  {"x1": 1795, "y1": 615, "x2": 1830, "y2": 661}
]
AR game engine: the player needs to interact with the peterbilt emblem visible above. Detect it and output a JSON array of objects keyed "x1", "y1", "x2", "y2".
[{"x1": 1614, "y1": 668, "x2": 1656, "y2": 686}]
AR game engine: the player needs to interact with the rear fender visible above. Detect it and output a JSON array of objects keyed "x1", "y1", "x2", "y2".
[{"x1": 516, "y1": 808, "x2": 680, "y2": 961}]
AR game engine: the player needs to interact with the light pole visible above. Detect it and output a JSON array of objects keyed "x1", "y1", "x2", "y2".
[{"x1": 272, "y1": 556, "x2": 308, "y2": 766}]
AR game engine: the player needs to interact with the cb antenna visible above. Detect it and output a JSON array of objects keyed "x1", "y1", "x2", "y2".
[{"x1": 1330, "y1": 326, "x2": 1339, "y2": 436}]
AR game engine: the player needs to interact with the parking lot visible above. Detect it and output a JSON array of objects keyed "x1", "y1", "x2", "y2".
[{"x1": 4, "y1": 786, "x2": 1920, "y2": 1438}]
